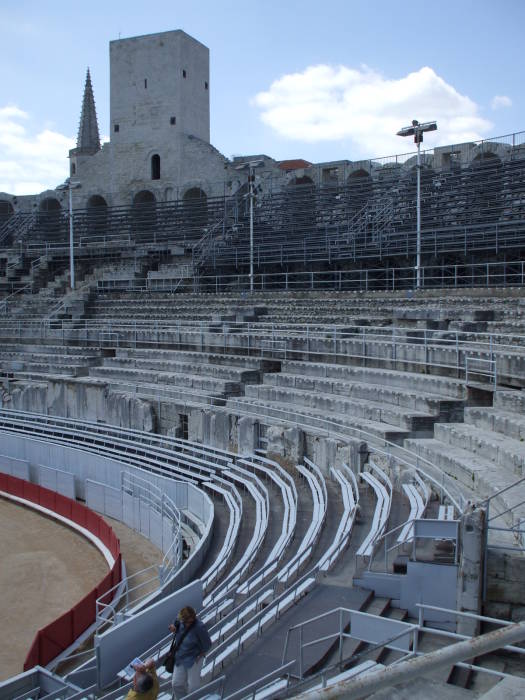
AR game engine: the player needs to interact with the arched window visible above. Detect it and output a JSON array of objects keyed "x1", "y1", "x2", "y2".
[
  {"x1": 132, "y1": 190, "x2": 157, "y2": 234},
  {"x1": 151, "y1": 154, "x2": 161, "y2": 180},
  {"x1": 87, "y1": 195, "x2": 108, "y2": 234},
  {"x1": 183, "y1": 187, "x2": 208, "y2": 231}
]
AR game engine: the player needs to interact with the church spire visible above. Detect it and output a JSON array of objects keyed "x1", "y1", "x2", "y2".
[{"x1": 76, "y1": 68, "x2": 100, "y2": 154}]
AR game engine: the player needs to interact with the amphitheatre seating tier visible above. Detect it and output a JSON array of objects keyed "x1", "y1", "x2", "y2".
[
  {"x1": 226, "y1": 395, "x2": 418, "y2": 443},
  {"x1": 104, "y1": 349, "x2": 263, "y2": 382},
  {"x1": 243, "y1": 383, "x2": 437, "y2": 434},
  {"x1": 279, "y1": 360, "x2": 467, "y2": 399}
]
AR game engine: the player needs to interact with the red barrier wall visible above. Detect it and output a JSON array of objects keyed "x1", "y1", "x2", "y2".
[{"x1": 0, "y1": 473, "x2": 122, "y2": 670}]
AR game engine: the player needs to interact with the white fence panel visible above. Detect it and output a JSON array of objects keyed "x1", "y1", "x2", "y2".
[
  {"x1": 122, "y1": 491, "x2": 134, "y2": 529},
  {"x1": 55, "y1": 469, "x2": 76, "y2": 499},
  {"x1": 0, "y1": 454, "x2": 30, "y2": 481},
  {"x1": 86, "y1": 480, "x2": 106, "y2": 515},
  {"x1": 163, "y1": 515, "x2": 173, "y2": 555},
  {"x1": 149, "y1": 508, "x2": 163, "y2": 551},
  {"x1": 139, "y1": 497, "x2": 150, "y2": 538},
  {"x1": 104, "y1": 486, "x2": 122, "y2": 520}
]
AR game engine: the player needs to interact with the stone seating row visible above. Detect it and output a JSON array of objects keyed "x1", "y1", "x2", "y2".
[
  {"x1": 404, "y1": 391, "x2": 525, "y2": 547},
  {"x1": 106, "y1": 350, "x2": 262, "y2": 383}
]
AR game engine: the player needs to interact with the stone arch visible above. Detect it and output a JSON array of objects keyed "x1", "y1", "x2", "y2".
[
  {"x1": 183, "y1": 187, "x2": 208, "y2": 232},
  {"x1": 86, "y1": 195, "x2": 108, "y2": 234},
  {"x1": 39, "y1": 197, "x2": 61, "y2": 212},
  {"x1": 38, "y1": 197, "x2": 63, "y2": 238},
  {"x1": 0, "y1": 200, "x2": 14, "y2": 221},
  {"x1": 400, "y1": 165, "x2": 436, "y2": 231},
  {"x1": 0, "y1": 201, "x2": 14, "y2": 243},
  {"x1": 346, "y1": 169, "x2": 373, "y2": 216},
  {"x1": 151, "y1": 154, "x2": 161, "y2": 180},
  {"x1": 133, "y1": 190, "x2": 156, "y2": 205},
  {"x1": 468, "y1": 152, "x2": 503, "y2": 223},
  {"x1": 285, "y1": 175, "x2": 317, "y2": 236},
  {"x1": 132, "y1": 190, "x2": 157, "y2": 234}
]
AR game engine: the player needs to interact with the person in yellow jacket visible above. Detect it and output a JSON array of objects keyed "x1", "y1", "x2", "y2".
[{"x1": 126, "y1": 659, "x2": 159, "y2": 700}]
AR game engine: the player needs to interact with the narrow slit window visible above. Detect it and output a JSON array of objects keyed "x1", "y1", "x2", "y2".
[{"x1": 151, "y1": 154, "x2": 160, "y2": 180}]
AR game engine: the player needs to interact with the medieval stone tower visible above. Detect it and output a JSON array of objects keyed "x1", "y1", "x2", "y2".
[{"x1": 68, "y1": 30, "x2": 224, "y2": 208}]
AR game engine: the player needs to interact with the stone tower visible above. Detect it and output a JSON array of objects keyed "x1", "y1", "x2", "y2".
[
  {"x1": 67, "y1": 30, "x2": 228, "y2": 207},
  {"x1": 109, "y1": 30, "x2": 210, "y2": 147}
]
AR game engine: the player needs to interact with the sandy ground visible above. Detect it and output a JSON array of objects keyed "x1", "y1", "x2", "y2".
[{"x1": 0, "y1": 497, "x2": 163, "y2": 682}]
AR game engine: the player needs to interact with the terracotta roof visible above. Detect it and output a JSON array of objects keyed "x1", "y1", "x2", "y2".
[{"x1": 277, "y1": 159, "x2": 312, "y2": 171}]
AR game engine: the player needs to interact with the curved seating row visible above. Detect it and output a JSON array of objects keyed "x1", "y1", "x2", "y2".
[{"x1": 356, "y1": 461, "x2": 393, "y2": 558}]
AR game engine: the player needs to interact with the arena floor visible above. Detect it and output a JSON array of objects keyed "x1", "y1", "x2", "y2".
[{"x1": 0, "y1": 497, "x2": 163, "y2": 681}]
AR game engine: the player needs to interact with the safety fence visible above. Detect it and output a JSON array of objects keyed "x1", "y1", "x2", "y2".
[{"x1": 0, "y1": 472, "x2": 122, "y2": 671}]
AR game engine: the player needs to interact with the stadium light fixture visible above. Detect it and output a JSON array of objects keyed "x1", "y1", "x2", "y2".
[
  {"x1": 235, "y1": 160, "x2": 264, "y2": 292},
  {"x1": 397, "y1": 120, "x2": 437, "y2": 289},
  {"x1": 56, "y1": 179, "x2": 82, "y2": 290}
]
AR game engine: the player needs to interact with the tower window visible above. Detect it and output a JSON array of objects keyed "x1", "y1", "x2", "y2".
[
  {"x1": 170, "y1": 116, "x2": 176, "y2": 125},
  {"x1": 151, "y1": 154, "x2": 161, "y2": 180},
  {"x1": 114, "y1": 124, "x2": 119, "y2": 133},
  {"x1": 182, "y1": 69, "x2": 187, "y2": 78},
  {"x1": 205, "y1": 81, "x2": 208, "y2": 90},
  {"x1": 144, "y1": 78, "x2": 148, "y2": 88},
  {"x1": 71, "y1": 163, "x2": 76, "y2": 175}
]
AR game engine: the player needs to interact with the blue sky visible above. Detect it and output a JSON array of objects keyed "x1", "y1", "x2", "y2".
[{"x1": 0, "y1": 0, "x2": 523, "y2": 194}]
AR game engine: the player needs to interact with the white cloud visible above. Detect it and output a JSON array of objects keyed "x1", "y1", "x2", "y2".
[
  {"x1": 491, "y1": 95, "x2": 512, "y2": 110},
  {"x1": 253, "y1": 65, "x2": 493, "y2": 157},
  {"x1": 0, "y1": 105, "x2": 74, "y2": 196}
]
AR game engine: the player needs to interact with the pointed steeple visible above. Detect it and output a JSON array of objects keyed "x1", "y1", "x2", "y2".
[{"x1": 76, "y1": 68, "x2": 100, "y2": 154}]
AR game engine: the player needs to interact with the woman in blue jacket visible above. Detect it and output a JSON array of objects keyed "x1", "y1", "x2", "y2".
[{"x1": 169, "y1": 606, "x2": 212, "y2": 699}]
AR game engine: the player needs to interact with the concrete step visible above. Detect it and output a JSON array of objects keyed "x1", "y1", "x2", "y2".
[
  {"x1": 403, "y1": 437, "x2": 525, "y2": 535},
  {"x1": 105, "y1": 356, "x2": 260, "y2": 383},
  {"x1": 494, "y1": 389, "x2": 525, "y2": 414},
  {"x1": 227, "y1": 395, "x2": 409, "y2": 443},
  {"x1": 115, "y1": 347, "x2": 280, "y2": 373},
  {"x1": 465, "y1": 406, "x2": 525, "y2": 441},
  {"x1": 434, "y1": 422, "x2": 525, "y2": 476},
  {"x1": 280, "y1": 360, "x2": 467, "y2": 400},
  {"x1": 244, "y1": 384, "x2": 436, "y2": 433},
  {"x1": 89, "y1": 366, "x2": 239, "y2": 395},
  {"x1": 265, "y1": 371, "x2": 463, "y2": 419}
]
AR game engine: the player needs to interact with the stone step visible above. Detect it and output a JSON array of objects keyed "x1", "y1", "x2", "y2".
[
  {"x1": 104, "y1": 356, "x2": 260, "y2": 383},
  {"x1": 434, "y1": 423, "x2": 525, "y2": 476},
  {"x1": 0, "y1": 351, "x2": 101, "y2": 366},
  {"x1": 115, "y1": 347, "x2": 279, "y2": 372},
  {"x1": 280, "y1": 360, "x2": 466, "y2": 399},
  {"x1": 403, "y1": 437, "x2": 525, "y2": 526},
  {"x1": 493, "y1": 389, "x2": 525, "y2": 414},
  {"x1": 264, "y1": 371, "x2": 463, "y2": 419},
  {"x1": 89, "y1": 366, "x2": 239, "y2": 395},
  {"x1": 245, "y1": 384, "x2": 435, "y2": 433},
  {"x1": 227, "y1": 396, "x2": 409, "y2": 443},
  {"x1": 465, "y1": 406, "x2": 525, "y2": 441}
]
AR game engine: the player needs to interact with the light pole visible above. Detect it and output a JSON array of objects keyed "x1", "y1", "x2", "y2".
[
  {"x1": 57, "y1": 179, "x2": 81, "y2": 290},
  {"x1": 397, "y1": 119, "x2": 437, "y2": 289},
  {"x1": 235, "y1": 160, "x2": 263, "y2": 292}
]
